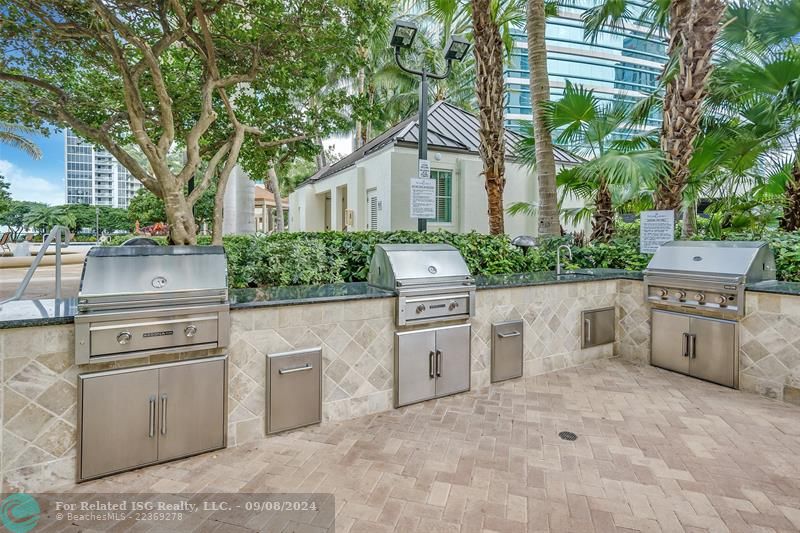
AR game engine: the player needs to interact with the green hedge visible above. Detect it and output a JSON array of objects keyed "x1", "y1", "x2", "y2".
[{"x1": 104, "y1": 229, "x2": 800, "y2": 288}]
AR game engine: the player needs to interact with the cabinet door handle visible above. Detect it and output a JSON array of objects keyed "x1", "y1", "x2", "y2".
[
  {"x1": 160, "y1": 393, "x2": 167, "y2": 435},
  {"x1": 436, "y1": 350, "x2": 442, "y2": 377},
  {"x1": 584, "y1": 318, "x2": 591, "y2": 344},
  {"x1": 497, "y1": 330, "x2": 521, "y2": 338},
  {"x1": 429, "y1": 351, "x2": 435, "y2": 378},
  {"x1": 279, "y1": 363, "x2": 312, "y2": 375},
  {"x1": 682, "y1": 333, "x2": 689, "y2": 357},
  {"x1": 148, "y1": 395, "x2": 156, "y2": 438},
  {"x1": 689, "y1": 334, "x2": 697, "y2": 359}
]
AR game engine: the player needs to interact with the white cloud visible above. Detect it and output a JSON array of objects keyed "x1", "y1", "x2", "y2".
[{"x1": 0, "y1": 160, "x2": 63, "y2": 205}]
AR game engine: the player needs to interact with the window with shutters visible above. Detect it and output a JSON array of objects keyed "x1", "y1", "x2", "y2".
[
  {"x1": 431, "y1": 169, "x2": 452, "y2": 223},
  {"x1": 367, "y1": 189, "x2": 378, "y2": 230}
]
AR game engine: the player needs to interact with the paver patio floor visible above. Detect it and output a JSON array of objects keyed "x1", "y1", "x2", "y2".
[{"x1": 72, "y1": 359, "x2": 800, "y2": 532}]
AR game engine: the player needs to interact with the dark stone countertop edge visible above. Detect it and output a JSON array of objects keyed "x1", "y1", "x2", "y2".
[
  {"x1": 0, "y1": 315, "x2": 76, "y2": 329},
  {"x1": 745, "y1": 280, "x2": 800, "y2": 296},
  {"x1": 229, "y1": 289, "x2": 395, "y2": 309}
]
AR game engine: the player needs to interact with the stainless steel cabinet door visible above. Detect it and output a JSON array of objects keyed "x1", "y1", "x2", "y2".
[
  {"x1": 267, "y1": 349, "x2": 322, "y2": 434},
  {"x1": 395, "y1": 330, "x2": 437, "y2": 407},
  {"x1": 157, "y1": 358, "x2": 226, "y2": 462},
  {"x1": 492, "y1": 321, "x2": 523, "y2": 383},
  {"x1": 650, "y1": 310, "x2": 691, "y2": 375},
  {"x1": 434, "y1": 324, "x2": 471, "y2": 397},
  {"x1": 79, "y1": 368, "x2": 159, "y2": 480},
  {"x1": 690, "y1": 316, "x2": 737, "y2": 388}
]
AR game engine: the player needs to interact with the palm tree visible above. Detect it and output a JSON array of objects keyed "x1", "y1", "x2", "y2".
[
  {"x1": 0, "y1": 122, "x2": 42, "y2": 159},
  {"x1": 511, "y1": 83, "x2": 667, "y2": 242},
  {"x1": 526, "y1": 0, "x2": 560, "y2": 236},
  {"x1": 22, "y1": 205, "x2": 76, "y2": 235}
]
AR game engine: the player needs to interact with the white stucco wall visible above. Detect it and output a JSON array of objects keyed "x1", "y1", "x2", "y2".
[{"x1": 289, "y1": 144, "x2": 588, "y2": 237}]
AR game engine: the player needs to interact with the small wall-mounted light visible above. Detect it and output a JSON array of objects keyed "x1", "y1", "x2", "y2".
[
  {"x1": 444, "y1": 35, "x2": 471, "y2": 61},
  {"x1": 391, "y1": 20, "x2": 418, "y2": 49}
]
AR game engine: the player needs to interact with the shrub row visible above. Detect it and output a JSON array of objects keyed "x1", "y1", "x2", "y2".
[{"x1": 105, "y1": 229, "x2": 800, "y2": 288}]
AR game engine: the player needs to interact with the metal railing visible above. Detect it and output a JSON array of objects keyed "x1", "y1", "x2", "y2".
[{"x1": 0, "y1": 225, "x2": 71, "y2": 305}]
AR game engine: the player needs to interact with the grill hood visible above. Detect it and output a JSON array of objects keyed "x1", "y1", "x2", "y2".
[
  {"x1": 78, "y1": 246, "x2": 228, "y2": 312},
  {"x1": 645, "y1": 241, "x2": 775, "y2": 282},
  {"x1": 368, "y1": 244, "x2": 473, "y2": 290}
]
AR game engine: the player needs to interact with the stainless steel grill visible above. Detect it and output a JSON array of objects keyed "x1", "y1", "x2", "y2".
[
  {"x1": 75, "y1": 246, "x2": 230, "y2": 364},
  {"x1": 644, "y1": 241, "x2": 776, "y2": 317},
  {"x1": 368, "y1": 244, "x2": 475, "y2": 326}
]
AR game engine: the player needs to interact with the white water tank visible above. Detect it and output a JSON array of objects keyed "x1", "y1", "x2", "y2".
[{"x1": 222, "y1": 166, "x2": 255, "y2": 235}]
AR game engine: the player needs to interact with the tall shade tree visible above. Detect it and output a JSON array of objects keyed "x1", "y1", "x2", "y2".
[
  {"x1": 471, "y1": 0, "x2": 508, "y2": 234},
  {"x1": 526, "y1": 0, "x2": 560, "y2": 236},
  {"x1": 0, "y1": 0, "x2": 384, "y2": 244}
]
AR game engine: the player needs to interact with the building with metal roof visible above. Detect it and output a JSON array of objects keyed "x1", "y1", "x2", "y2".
[{"x1": 289, "y1": 101, "x2": 585, "y2": 236}]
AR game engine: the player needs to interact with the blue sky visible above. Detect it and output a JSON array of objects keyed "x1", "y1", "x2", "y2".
[{"x1": 0, "y1": 128, "x2": 65, "y2": 205}]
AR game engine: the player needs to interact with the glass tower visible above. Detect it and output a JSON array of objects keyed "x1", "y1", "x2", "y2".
[
  {"x1": 65, "y1": 130, "x2": 142, "y2": 208},
  {"x1": 505, "y1": 0, "x2": 667, "y2": 135}
]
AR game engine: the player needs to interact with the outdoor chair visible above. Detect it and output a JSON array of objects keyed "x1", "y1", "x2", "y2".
[{"x1": 0, "y1": 232, "x2": 11, "y2": 256}]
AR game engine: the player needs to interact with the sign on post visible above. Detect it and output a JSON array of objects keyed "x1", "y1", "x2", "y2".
[
  {"x1": 418, "y1": 159, "x2": 431, "y2": 179},
  {"x1": 410, "y1": 178, "x2": 436, "y2": 219},
  {"x1": 640, "y1": 210, "x2": 675, "y2": 253}
]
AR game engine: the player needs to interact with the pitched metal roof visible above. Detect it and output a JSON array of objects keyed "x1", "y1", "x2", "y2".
[{"x1": 301, "y1": 101, "x2": 583, "y2": 187}]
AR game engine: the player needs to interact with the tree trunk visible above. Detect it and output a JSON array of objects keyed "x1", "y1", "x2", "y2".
[
  {"x1": 471, "y1": 0, "x2": 507, "y2": 235},
  {"x1": 681, "y1": 199, "x2": 697, "y2": 238},
  {"x1": 780, "y1": 162, "x2": 800, "y2": 231},
  {"x1": 267, "y1": 163, "x2": 285, "y2": 232},
  {"x1": 162, "y1": 183, "x2": 197, "y2": 245},
  {"x1": 656, "y1": 0, "x2": 725, "y2": 212},
  {"x1": 354, "y1": 67, "x2": 366, "y2": 150},
  {"x1": 526, "y1": 0, "x2": 559, "y2": 237},
  {"x1": 590, "y1": 179, "x2": 614, "y2": 243},
  {"x1": 314, "y1": 136, "x2": 327, "y2": 171}
]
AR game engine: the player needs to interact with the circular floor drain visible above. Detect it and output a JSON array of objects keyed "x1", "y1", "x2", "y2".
[{"x1": 558, "y1": 431, "x2": 578, "y2": 441}]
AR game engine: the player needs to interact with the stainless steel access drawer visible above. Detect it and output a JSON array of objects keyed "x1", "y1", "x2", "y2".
[
  {"x1": 581, "y1": 307, "x2": 616, "y2": 348},
  {"x1": 491, "y1": 320, "x2": 523, "y2": 382},
  {"x1": 266, "y1": 348, "x2": 322, "y2": 434}
]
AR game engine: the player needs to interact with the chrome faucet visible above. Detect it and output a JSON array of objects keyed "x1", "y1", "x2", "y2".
[{"x1": 556, "y1": 244, "x2": 572, "y2": 275}]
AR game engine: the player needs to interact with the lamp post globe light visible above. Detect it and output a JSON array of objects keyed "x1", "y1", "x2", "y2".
[{"x1": 391, "y1": 20, "x2": 470, "y2": 231}]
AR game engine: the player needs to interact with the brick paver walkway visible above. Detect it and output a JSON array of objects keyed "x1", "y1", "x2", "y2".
[{"x1": 72, "y1": 359, "x2": 800, "y2": 532}]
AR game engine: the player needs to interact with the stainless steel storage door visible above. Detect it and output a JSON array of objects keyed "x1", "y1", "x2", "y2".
[
  {"x1": 434, "y1": 324, "x2": 471, "y2": 397},
  {"x1": 395, "y1": 330, "x2": 437, "y2": 406},
  {"x1": 158, "y1": 358, "x2": 226, "y2": 461},
  {"x1": 689, "y1": 316, "x2": 737, "y2": 388},
  {"x1": 491, "y1": 320, "x2": 523, "y2": 382},
  {"x1": 581, "y1": 307, "x2": 615, "y2": 348},
  {"x1": 267, "y1": 348, "x2": 322, "y2": 434},
  {"x1": 79, "y1": 368, "x2": 159, "y2": 480},
  {"x1": 651, "y1": 310, "x2": 691, "y2": 375}
]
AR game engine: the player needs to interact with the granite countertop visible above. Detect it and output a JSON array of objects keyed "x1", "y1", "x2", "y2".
[
  {"x1": 0, "y1": 298, "x2": 77, "y2": 329},
  {"x1": 229, "y1": 282, "x2": 394, "y2": 309},
  {"x1": 2, "y1": 270, "x2": 799, "y2": 329},
  {"x1": 475, "y1": 268, "x2": 643, "y2": 289},
  {"x1": 746, "y1": 280, "x2": 800, "y2": 296}
]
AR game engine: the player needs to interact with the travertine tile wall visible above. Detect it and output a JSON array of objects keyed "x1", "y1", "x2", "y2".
[
  {"x1": 739, "y1": 291, "x2": 800, "y2": 404},
  {"x1": 615, "y1": 280, "x2": 651, "y2": 364}
]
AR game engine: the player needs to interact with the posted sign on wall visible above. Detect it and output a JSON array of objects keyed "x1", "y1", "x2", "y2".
[
  {"x1": 410, "y1": 178, "x2": 436, "y2": 219},
  {"x1": 640, "y1": 210, "x2": 675, "y2": 253}
]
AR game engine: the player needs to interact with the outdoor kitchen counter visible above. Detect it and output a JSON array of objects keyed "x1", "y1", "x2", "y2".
[
  {"x1": 475, "y1": 268, "x2": 643, "y2": 289},
  {"x1": 229, "y1": 281, "x2": 394, "y2": 308},
  {"x1": 0, "y1": 297, "x2": 77, "y2": 329},
  {"x1": 746, "y1": 279, "x2": 800, "y2": 296}
]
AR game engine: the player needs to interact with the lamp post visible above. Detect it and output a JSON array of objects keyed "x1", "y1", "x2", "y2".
[{"x1": 391, "y1": 21, "x2": 470, "y2": 231}]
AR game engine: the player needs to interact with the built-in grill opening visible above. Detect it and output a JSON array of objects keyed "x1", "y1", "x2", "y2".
[
  {"x1": 74, "y1": 246, "x2": 230, "y2": 364},
  {"x1": 368, "y1": 244, "x2": 475, "y2": 326}
]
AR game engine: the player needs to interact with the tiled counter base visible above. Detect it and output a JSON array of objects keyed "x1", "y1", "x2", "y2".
[{"x1": 1, "y1": 279, "x2": 628, "y2": 493}]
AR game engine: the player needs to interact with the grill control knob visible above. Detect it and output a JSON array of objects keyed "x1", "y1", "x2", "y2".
[
  {"x1": 416, "y1": 304, "x2": 426, "y2": 314},
  {"x1": 695, "y1": 293, "x2": 705, "y2": 303},
  {"x1": 658, "y1": 288, "x2": 668, "y2": 298},
  {"x1": 448, "y1": 301, "x2": 459, "y2": 311},
  {"x1": 184, "y1": 325, "x2": 198, "y2": 337},
  {"x1": 676, "y1": 290, "x2": 687, "y2": 301},
  {"x1": 716, "y1": 295, "x2": 727, "y2": 305},
  {"x1": 116, "y1": 331, "x2": 132, "y2": 345}
]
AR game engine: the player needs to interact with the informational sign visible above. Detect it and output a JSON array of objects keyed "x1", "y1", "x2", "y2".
[
  {"x1": 418, "y1": 159, "x2": 431, "y2": 180},
  {"x1": 410, "y1": 178, "x2": 436, "y2": 219},
  {"x1": 640, "y1": 210, "x2": 675, "y2": 253}
]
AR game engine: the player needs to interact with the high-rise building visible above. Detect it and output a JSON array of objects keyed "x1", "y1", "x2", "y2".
[
  {"x1": 505, "y1": 0, "x2": 667, "y2": 136},
  {"x1": 64, "y1": 129, "x2": 142, "y2": 208}
]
